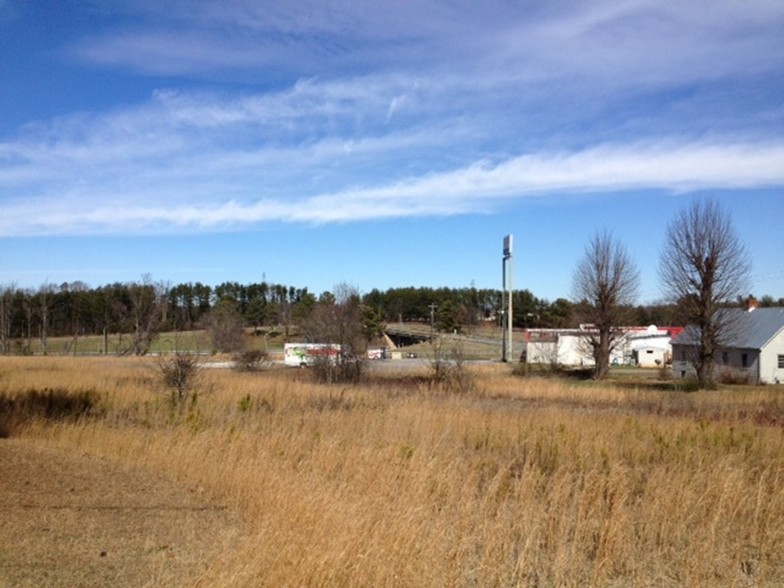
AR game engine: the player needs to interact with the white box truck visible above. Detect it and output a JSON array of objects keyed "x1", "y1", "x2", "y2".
[{"x1": 283, "y1": 343, "x2": 342, "y2": 367}]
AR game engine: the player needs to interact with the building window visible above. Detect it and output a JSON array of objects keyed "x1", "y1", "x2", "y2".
[
  {"x1": 742, "y1": 353, "x2": 749, "y2": 368},
  {"x1": 722, "y1": 351, "x2": 729, "y2": 364},
  {"x1": 778, "y1": 355, "x2": 784, "y2": 369}
]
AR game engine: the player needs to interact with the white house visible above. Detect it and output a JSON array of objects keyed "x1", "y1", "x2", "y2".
[
  {"x1": 671, "y1": 307, "x2": 784, "y2": 384},
  {"x1": 524, "y1": 325, "x2": 682, "y2": 368},
  {"x1": 524, "y1": 328, "x2": 607, "y2": 367}
]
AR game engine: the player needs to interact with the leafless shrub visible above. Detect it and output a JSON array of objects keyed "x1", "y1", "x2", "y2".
[
  {"x1": 427, "y1": 338, "x2": 474, "y2": 394},
  {"x1": 233, "y1": 349, "x2": 271, "y2": 372},
  {"x1": 718, "y1": 368, "x2": 750, "y2": 386},
  {"x1": 310, "y1": 351, "x2": 364, "y2": 385},
  {"x1": 157, "y1": 352, "x2": 201, "y2": 412}
]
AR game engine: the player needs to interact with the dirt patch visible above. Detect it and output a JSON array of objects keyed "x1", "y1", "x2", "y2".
[{"x1": 0, "y1": 438, "x2": 241, "y2": 587}]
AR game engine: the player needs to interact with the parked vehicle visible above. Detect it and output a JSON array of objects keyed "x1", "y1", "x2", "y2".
[{"x1": 283, "y1": 343, "x2": 342, "y2": 367}]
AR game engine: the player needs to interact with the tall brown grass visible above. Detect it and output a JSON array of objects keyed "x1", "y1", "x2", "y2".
[{"x1": 2, "y1": 356, "x2": 784, "y2": 586}]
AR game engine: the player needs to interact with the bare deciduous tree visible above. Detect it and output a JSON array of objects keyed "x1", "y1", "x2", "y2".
[
  {"x1": 659, "y1": 199, "x2": 750, "y2": 389},
  {"x1": 0, "y1": 284, "x2": 15, "y2": 355},
  {"x1": 572, "y1": 231, "x2": 640, "y2": 379},
  {"x1": 301, "y1": 284, "x2": 366, "y2": 348},
  {"x1": 300, "y1": 283, "x2": 367, "y2": 383},
  {"x1": 206, "y1": 299, "x2": 246, "y2": 353},
  {"x1": 128, "y1": 274, "x2": 166, "y2": 355},
  {"x1": 35, "y1": 282, "x2": 55, "y2": 355}
]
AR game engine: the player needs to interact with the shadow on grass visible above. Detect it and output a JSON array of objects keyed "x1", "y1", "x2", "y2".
[
  {"x1": 0, "y1": 388, "x2": 103, "y2": 438},
  {"x1": 514, "y1": 363, "x2": 702, "y2": 392}
]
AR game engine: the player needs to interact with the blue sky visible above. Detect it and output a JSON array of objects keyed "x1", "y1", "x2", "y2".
[{"x1": 1, "y1": 1, "x2": 783, "y2": 303}]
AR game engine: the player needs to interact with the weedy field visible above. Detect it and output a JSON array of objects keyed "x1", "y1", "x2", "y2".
[{"x1": 1, "y1": 356, "x2": 784, "y2": 587}]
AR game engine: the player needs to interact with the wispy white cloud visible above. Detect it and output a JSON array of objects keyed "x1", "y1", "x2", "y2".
[
  {"x1": 2, "y1": 135, "x2": 782, "y2": 236},
  {"x1": 2, "y1": 1, "x2": 783, "y2": 238},
  {"x1": 68, "y1": 0, "x2": 784, "y2": 90},
  {"x1": 293, "y1": 141, "x2": 784, "y2": 219}
]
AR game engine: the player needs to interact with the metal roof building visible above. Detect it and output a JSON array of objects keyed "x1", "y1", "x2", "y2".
[{"x1": 672, "y1": 307, "x2": 784, "y2": 384}]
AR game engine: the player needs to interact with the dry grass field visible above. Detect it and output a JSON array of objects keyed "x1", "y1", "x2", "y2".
[
  {"x1": 2, "y1": 355, "x2": 784, "y2": 587},
  {"x1": 0, "y1": 437, "x2": 243, "y2": 588}
]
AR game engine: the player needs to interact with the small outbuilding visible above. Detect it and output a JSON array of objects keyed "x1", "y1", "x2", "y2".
[{"x1": 633, "y1": 346, "x2": 666, "y2": 368}]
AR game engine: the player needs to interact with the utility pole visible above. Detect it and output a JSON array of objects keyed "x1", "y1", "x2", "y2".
[{"x1": 502, "y1": 235, "x2": 513, "y2": 362}]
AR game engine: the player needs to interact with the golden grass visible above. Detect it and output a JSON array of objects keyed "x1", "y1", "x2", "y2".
[{"x1": 2, "y1": 356, "x2": 784, "y2": 586}]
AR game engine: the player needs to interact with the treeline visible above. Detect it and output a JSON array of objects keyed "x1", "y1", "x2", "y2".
[
  {"x1": 0, "y1": 278, "x2": 780, "y2": 355},
  {"x1": 363, "y1": 287, "x2": 575, "y2": 331},
  {"x1": 0, "y1": 278, "x2": 316, "y2": 355}
]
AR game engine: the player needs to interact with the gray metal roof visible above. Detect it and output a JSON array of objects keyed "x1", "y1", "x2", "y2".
[{"x1": 673, "y1": 307, "x2": 784, "y2": 350}]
